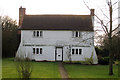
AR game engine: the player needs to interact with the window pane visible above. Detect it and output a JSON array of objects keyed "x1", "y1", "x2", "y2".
[
  {"x1": 40, "y1": 31, "x2": 42, "y2": 37},
  {"x1": 76, "y1": 49, "x2": 78, "y2": 54},
  {"x1": 76, "y1": 31, "x2": 78, "y2": 37},
  {"x1": 72, "y1": 31, "x2": 74, "y2": 37},
  {"x1": 33, "y1": 31, "x2": 35, "y2": 37},
  {"x1": 36, "y1": 48, "x2": 39, "y2": 54},
  {"x1": 72, "y1": 49, "x2": 74, "y2": 54},
  {"x1": 79, "y1": 32, "x2": 81, "y2": 37},
  {"x1": 79, "y1": 49, "x2": 82, "y2": 54},
  {"x1": 40, "y1": 48, "x2": 42, "y2": 54},
  {"x1": 37, "y1": 31, "x2": 39, "y2": 37},
  {"x1": 33, "y1": 48, "x2": 35, "y2": 54}
]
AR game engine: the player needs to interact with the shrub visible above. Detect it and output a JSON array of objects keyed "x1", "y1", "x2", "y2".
[
  {"x1": 15, "y1": 57, "x2": 32, "y2": 79},
  {"x1": 114, "y1": 61, "x2": 119, "y2": 65},
  {"x1": 98, "y1": 57, "x2": 109, "y2": 65}
]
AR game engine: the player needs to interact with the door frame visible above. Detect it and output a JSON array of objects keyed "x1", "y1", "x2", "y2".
[{"x1": 55, "y1": 47, "x2": 63, "y2": 61}]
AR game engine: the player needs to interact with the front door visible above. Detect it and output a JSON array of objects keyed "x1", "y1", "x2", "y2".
[{"x1": 55, "y1": 47, "x2": 63, "y2": 61}]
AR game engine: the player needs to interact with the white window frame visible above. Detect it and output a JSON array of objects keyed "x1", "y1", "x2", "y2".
[
  {"x1": 33, "y1": 48, "x2": 43, "y2": 54},
  {"x1": 71, "y1": 48, "x2": 82, "y2": 55},
  {"x1": 33, "y1": 30, "x2": 43, "y2": 37},
  {"x1": 79, "y1": 49, "x2": 82, "y2": 55},
  {"x1": 72, "y1": 49, "x2": 75, "y2": 55},
  {"x1": 72, "y1": 31, "x2": 81, "y2": 38}
]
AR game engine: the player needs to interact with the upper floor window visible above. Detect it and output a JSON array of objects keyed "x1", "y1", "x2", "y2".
[
  {"x1": 72, "y1": 31, "x2": 81, "y2": 38},
  {"x1": 33, "y1": 31, "x2": 43, "y2": 37}
]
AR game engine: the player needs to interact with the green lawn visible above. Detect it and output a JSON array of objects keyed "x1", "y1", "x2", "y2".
[
  {"x1": 2, "y1": 58, "x2": 119, "y2": 79},
  {"x1": 64, "y1": 63, "x2": 118, "y2": 78},
  {"x1": 2, "y1": 58, "x2": 61, "y2": 78}
]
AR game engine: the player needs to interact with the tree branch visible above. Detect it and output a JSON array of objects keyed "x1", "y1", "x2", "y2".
[
  {"x1": 100, "y1": 9, "x2": 109, "y2": 20},
  {"x1": 112, "y1": 24, "x2": 120, "y2": 32},
  {"x1": 112, "y1": 0, "x2": 120, "y2": 6},
  {"x1": 83, "y1": 0, "x2": 109, "y2": 34}
]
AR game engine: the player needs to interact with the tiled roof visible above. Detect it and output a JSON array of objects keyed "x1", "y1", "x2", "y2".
[{"x1": 21, "y1": 15, "x2": 93, "y2": 31}]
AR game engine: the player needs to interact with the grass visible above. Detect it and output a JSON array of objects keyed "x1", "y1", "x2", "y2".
[
  {"x1": 2, "y1": 58, "x2": 120, "y2": 79},
  {"x1": 2, "y1": 58, "x2": 61, "y2": 78},
  {"x1": 64, "y1": 63, "x2": 118, "y2": 78},
  {"x1": 0, "y1": 59, "x2": 2, "y2": 79}
]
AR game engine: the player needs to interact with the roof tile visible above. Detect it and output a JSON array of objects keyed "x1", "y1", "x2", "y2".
[{"x1": 21, "y1": 15, "x2": 93, "y2": 31}]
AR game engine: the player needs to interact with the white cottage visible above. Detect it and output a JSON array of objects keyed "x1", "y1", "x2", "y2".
[{"x1": 16, "y1": 7, "x2": 98, "y2": 64}]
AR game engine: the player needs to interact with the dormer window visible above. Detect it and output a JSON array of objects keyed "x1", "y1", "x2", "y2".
[
  {"x1": 72, "y1": 31, "x2": 81, "y2": 38},
  {"x1": 33, "y1": 31, "x2": 43, "y2": 37}
]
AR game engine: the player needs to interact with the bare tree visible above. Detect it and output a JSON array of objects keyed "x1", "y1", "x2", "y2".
[{"x1": 83, "y1": 0, "x2": 120, "y2": 75}]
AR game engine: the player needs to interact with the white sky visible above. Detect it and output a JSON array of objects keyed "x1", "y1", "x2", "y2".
[{"x1": 0, "y1": 0, "x2": 108, "y2": 21}]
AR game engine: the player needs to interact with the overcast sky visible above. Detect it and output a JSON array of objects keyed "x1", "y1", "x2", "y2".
[
  {"x1": 0, "y1": 0, "x2": 118, "y2": 30},
  {"x1": 0, "y1": 0, "x2": 110, "y2": 21}
]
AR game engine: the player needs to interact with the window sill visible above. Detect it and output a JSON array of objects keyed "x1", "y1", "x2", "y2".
[{"x1": 32, "y1": 36, "x2": 43, "y2": 38}]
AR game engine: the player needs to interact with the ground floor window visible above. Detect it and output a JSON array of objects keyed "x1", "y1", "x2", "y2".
[
  {"x1": 71, "y1": 48, "x2": 82, "y2": 55},
  {"x1": 33, "y1": 48, "x2": 42, "y2": 54},
  {"x1": 33, "y1": 48, "x2": 35, "y2": 54}
]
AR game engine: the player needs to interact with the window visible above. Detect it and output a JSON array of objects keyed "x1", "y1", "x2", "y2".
[
  {"x1": 40, "y1": 31, "x2": 42, "y2": 37},
  {"x1": 36, "y1": 48, "x2": 39, "y2": 54},
  {"x1": 72, "y1": 31, "x2": 81, "y2": 38},
  {"x1": 76, "y1": 32, "x2": 78, "y2": 37},
  {"x1": 33, "y1": 48, "x2": 35, "y2": 54},
  {"x1": 40, "y1": 48, "x2": 42, "y2": 54},
  {"x1": 33, "y1": 31, "x2": 43, "y2": 37},
  {"x1": 79, "y1": 49, "x2": 82, "y2": 55},
  {"x1": 33, "y1": 31, "x2": 36, "y2": 37},
  {"x1": 76, "y1": 49, "x2": 78, "y2": 54},
  {"x1": 33, "y1": 48, "x2": 43, "y2": 54},
  {"x1": 71, "y1": 48, "x2": 82, "y2": 55},
  {"x1": 72, "y1": 49, "x2": 74, "y2": 54},
  {"x1": 37, "y1": 31, "x2": 39, "y2": 37}
]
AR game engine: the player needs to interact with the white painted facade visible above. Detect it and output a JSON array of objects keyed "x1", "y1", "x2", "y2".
[{"x1": 16, "y1": 30, "x2": 98, "y2": 64}]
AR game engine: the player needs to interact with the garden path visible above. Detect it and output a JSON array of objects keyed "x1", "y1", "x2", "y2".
[{"x1": 58, "y1": 62, "x2": 70, "y2": 80}]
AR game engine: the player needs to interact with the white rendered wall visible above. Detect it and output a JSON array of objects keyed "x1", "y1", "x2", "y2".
[
  {"x1": 21, "y1": 30, "x2": 94, "y2": 46},
  {"x1": 63, "y1": 46, "x2": 98, "y2": 64},
  {"x1": 25, "y1": 46, "x2": 55, "y2": 61},
  {"x1": 16, "y1": 30, "x2": 98, "y2": 64}
]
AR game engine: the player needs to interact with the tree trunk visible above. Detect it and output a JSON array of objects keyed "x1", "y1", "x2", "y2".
[
  {"x1": 109, "y1": 51, "x2": 113, "y2": 75},
  {"x1": 109, "y1": 2, "x2": 113, "y2": 75}
]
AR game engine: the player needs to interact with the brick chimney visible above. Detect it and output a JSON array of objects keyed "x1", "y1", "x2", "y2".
[
  {"x1": 18, "y1": 6, "x2": 26, "y2": 35},
  {"x1": 19, "y1": 6, "x2": 26, "y2": 27},
  {"x1": 90, "y1": 9, "x2": 94, "y2": 16},
  {"x1": 90, "y1": 9, "x2": 95, "y2": 28}
]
